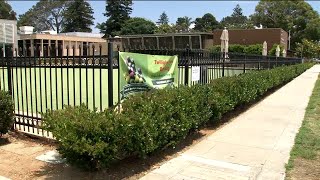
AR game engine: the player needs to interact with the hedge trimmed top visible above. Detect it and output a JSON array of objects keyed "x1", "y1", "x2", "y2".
[
  {"x1": 208, "y1": 44, "x2": 284, "y2": 56},
  {"x1": 42, "y1": 63, "x2": 313, "y2": 170}
]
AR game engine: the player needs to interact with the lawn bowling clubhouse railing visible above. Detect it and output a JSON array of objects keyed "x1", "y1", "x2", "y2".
[{"x1": 0, "y1": 43, "x2": 302, "y2": 137}]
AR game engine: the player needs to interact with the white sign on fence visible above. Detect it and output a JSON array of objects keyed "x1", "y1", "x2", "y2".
[{"x1": 192, "y1": 66, "x2": 200, "y2": 81}]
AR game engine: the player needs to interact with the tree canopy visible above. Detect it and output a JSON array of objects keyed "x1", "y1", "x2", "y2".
[
  {"x1": 250, "y1": 0, "x2": 320, "y2": 47},
  {"x1": 157, "y1": 11, "x2": 169, "y2": 25},
  {"x1": 62, "y1": 0, "x2": 94, "y2": 33},
  {"x1": 220, "y1": 4, "x2": 252, "y2": 29},
  {"x1": 295, "y1": 39, "x2": 320, "y2": 58},
  {"x1": 18, "y1": 0, "x2": 70, "y2": 33},
  {"x1": 97, "y1": 0, "x2": 132, "y2": 37},
  {"x1": 0, "y1": 0, "x2": 16, "y2": 20},
  {"x1": 193, "y1": 13, "x2": 219, "y2": 32},
  {"x1": 175, "y1": 16, "x2": 192, "y2": 32},
  {"x1": 120, "y1": 17, "x2": 156, "y2": 35},
  {"x1": 155, "y1": 24, "x2": 175, "y2": 34}
]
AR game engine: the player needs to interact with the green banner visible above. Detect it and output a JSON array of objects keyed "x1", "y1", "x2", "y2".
[{"x1": 119, "y1": 52, "x2": 178, "y2": 100}]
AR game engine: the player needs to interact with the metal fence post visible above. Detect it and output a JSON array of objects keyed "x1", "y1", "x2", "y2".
[
  {"x1": 8, "y1": 48, "x2": 13, "y2": 130},
  {"x1": 7, "y1": 49, "x2": 12, "y2": 95},
  {"x1": 222, "y1": 52, "x2": 225, "y2": 77},
  {"x1": 108, "y1": 40, "x2": 114, "y2": 107},
  {"x1": 243, "y1": 54, "x2": 246, "y2": 73},
  {"x1": 117, "y1": 45, "x2": 120, "y2": 107},
  {"x1": 185, "y1": 45, "x2": 190, "y2": 86}
]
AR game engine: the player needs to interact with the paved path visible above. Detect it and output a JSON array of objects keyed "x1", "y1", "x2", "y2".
[{"x1": 141, "y1": 65, "x2": 320, "y2": 180}]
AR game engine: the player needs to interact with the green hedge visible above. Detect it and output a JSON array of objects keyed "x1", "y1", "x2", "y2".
[
  {"x1": 42, "y1": 63, "x2": 313, "y2": 169},
  {"x1": 0, "y1": 91, "x2": 14, "y2": 136},
  {"x1": 244, "y1": 44, "x2": 263, "y2": 55},
  {"x1": 208, "y1": 43, "x2": 286, "y2": 56},
  {"x1": 268, "y1": 44, "x2": 285, "y2": 56}
]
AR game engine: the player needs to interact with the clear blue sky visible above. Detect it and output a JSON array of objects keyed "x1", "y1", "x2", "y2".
[{"x1": 8, "y1": 1, "x2": 320, "y2": 33}]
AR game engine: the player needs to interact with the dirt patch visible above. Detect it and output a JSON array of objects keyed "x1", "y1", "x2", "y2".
[
  {"x1": 0, "y1": 133, "x2": 55, "y2": 180},
  {"x1": 286, "y1": 156, "x2": 320, "y2": 180},
  {"x1": 0, "y1": 129, "x2": 215, "y2": 180}
]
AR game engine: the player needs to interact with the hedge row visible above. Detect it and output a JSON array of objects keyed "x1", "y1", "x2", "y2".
[
  {"x1": 208, "y1": 43, "x2": 285, "y2": 56},
  {"x1": 208, "y1": 44, "x2": 263, "y2": 55},
  {"x1": 0, "y1": 91, "x2": 14, "y2": 136},
  {"x1": 42, "y1": 63, "x2": 313, "y2": 170}
]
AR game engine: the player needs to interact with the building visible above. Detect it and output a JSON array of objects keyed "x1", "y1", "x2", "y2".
[
  {"x1": 213, "y1": 28, "x2": 288, "y2": 51},
  {"x1": 18, "y1": 27, "x2": 107, "y2": 57},
  {"x1": 0, "y1": 19, "x2": 18, "y2": 57},
  {"x1": 112, "y1": 32, "x2": 214, "y2": 50}
]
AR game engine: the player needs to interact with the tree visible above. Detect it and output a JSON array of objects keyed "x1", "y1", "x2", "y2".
[
  {"x1": 157, "y1": 11, "x2": 169, "y2": 25},
  {"x1": 175, "y1": 16, "x2": 192, "y2": 32},
  {"x1": 156, "y1": 24, "x2": 175, "y2": 34},
  {"x1": 220, "y1": 4, "x2": 252, "y2": 29},
  {"x1": 62, "y1": 0, "x2": 94, "y2": 32},
  {"x1": 0, "y1": 0, "x2": 16, "y2": 20},
  {"x1": 250, "y1": 0, "x2": 320, "y2": 48},
  {"x1": 18, "y1": 0, "x2": 70, "y2": 33},
  {"x1": 193, "y1": 13, "x2": 219, "y2": 32},
  {"x1": 97, "y1": 0, "x2": 132, "y2": 37},
  {"x1": 295, "y1": 39, "x2": 320, "y2": 58},
  {"x1": 120, "y1": 17, "x2": 156, "y2": 35}
]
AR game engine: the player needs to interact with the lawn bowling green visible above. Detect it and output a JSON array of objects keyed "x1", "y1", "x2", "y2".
[{"x1": 0, "y1": 66, "x2": 245, "y2": 116}]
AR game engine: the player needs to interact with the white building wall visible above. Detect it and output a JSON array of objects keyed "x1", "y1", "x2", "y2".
[{"x1": 0, "y1": 19, "x2": 18, "y2": 57}]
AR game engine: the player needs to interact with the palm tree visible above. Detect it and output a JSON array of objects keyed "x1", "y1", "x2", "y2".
[{"x1": 176, "y1": 16, "x2": 192, "y2": 32}]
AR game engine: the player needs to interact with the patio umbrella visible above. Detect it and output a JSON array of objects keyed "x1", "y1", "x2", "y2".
[
  {"x1": 275, "y1": 45, "x2": 280, "y2": 57},
  {"x1": 282, "y1": 49, "x2": 287, "y2": 57},
  {"x1": 220, "y1": 27, "x2": 229, "y2": 58},
  {"x1": 262, "y1": 41, "x2": 268, "y2": 56}
]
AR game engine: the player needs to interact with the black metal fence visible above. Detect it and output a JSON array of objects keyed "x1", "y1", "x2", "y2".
[{"x1": 0, "y1": 43, "x2": 302, "y2": 137}]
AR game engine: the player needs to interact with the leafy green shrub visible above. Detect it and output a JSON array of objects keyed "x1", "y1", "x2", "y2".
[
  {"x1": 42, "y1": 105, "x2": 127, "y2": 169},
  {"x1": 229, "y1": 44, "x2": 246, "y2": 53},
  {"x1": 244, "y1": 44, "x2": 263, "y2": 55},
  {"x1": 0, "y1": 91, "x2": 14, "y2": 136},
  {"x1": 42, "y1": 63, "x2": 313, "y2": 169},
  {"x1": 268, "y1": 44, "x2": 285, "y2": 56},
  {"x1": 208, "y1": 44, "x2": 263, "y2": 55},
  {"x1": 208, "y1": 45, "x2": 221, "y2": 53},
  {"x1": 208, "y1": 44, "x2": 245, "y2": 53}
]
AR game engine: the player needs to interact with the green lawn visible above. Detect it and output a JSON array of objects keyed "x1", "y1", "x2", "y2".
[
  {"x1": 285, "y1": 74, "x2": 320, "y2": 180},
  {"x1": 0, "y1": 67, "x2": 245, "y2": 115},
  {"x1": 0, "y1": 68, "x2": 117, "y2": 115}
]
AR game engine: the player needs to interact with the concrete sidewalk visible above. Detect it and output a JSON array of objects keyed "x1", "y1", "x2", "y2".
[{"x1": 141, "y1": 65, "x2": 320, "y2": 180}]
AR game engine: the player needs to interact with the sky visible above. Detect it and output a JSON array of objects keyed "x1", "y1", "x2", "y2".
[{"x1": 8, "y1": 1, "x2": 320, "y2": 33}]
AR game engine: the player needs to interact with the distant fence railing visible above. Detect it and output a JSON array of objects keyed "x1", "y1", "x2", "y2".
[{"x1": 0, "y1": 43, "x2": 302, "y2": 137}]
